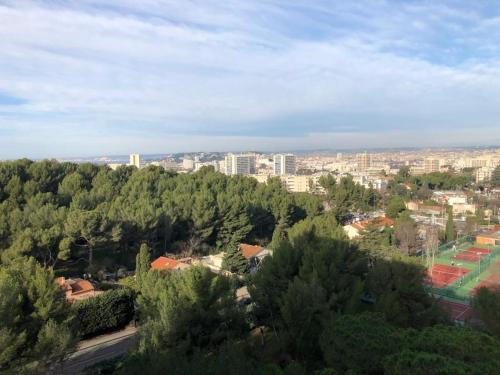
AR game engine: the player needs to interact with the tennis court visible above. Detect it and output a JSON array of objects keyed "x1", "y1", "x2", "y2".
[
  {"x1": 452, "y1": 247, "x2": 491, "y2": 263},
  {"x1": 427, "y1": 238, "x2": 500, "y2": 301},
  {"x1": 437, "y1": 299, "x2": 474, "y2": 322},
  {"x1": 426, "y1": 264, "x2": 470, "y2": 288}
]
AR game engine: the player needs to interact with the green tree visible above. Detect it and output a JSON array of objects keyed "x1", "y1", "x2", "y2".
[
  {"x1": 270, "y1": 215, "x2": 289, "y2": 249},
  {"x1": 445, "y1": 206, "x2": 456, "y2": 243},
  {"x1": 490, "y1": 165, "x2": 500, "y2": 186},
  {"x1": 249, "y1": 240, "x2": 302, "y2": 330},
  {"x1": 136, "y1": 243, "x2": 151, "y2": 288},
  {"x1": 58, "y1": 172, "x2": 87, "y2": 205},
  {"x1": 138, "y1": 266, "x2": 247, "y2": 353},
  {"x1": 393, "y1": 212, "x2": 418, "y2": 255},
  {"x1": 0, "y1": 258, "x2": 75, "y2": 372},
  {"x1": 222, "y1": 241, "x2": 248, "y2": 274},
  {"x1": 64, "y1": 209, "x2": 108, "y2": 268},
  {"x1": 383, "y1": 350, "x2": 468, "y2": 375},
  {"x1": 320, "y1": 313, "x2": 403, "y2": 374},
  {"x1": 403, "y1": 325, "x2": 500, "y2": 374},
  {"x1": 367, "y1": 256, "x2": 444, "y2": 327},
  {"x1": 472, "y1": 287, "x2": 500, "y2": 338},
  {"x1": 215, "y1": 194, "x2": 252, "y2": 251},
  {"x1": 280, "y1": 275, "x2": 328, "y2": 360},
  {"x1": 74, "y1": 289, "x2": 135, "y2": 338},
  {"x1": 385, "y1": 196, "x2": 407, "y2": 219}
]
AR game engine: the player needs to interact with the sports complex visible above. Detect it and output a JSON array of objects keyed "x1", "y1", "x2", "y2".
[{"x1": 425, "y1": 229, "x2": 500, "y2": 303}]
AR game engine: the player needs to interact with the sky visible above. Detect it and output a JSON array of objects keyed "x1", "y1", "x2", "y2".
[{"x1": 1, "y1": 0, "x2": 500, "y2": 159}]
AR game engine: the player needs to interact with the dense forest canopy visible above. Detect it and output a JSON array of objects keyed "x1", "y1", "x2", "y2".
[
  {"x1": 0, "y1": 159, "x2": 323, "y2": 273},
  {"x1": 1, "y1": 159, "x2": 500, "y2": 374}
]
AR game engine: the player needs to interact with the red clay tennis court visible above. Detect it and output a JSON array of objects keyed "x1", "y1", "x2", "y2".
[
  {"x1": 471, "y1": 274, "x2": 500, "y2": 295},
  {"x1": 437, "y1": 299, "x2": 474, "y2": 322},
  {"x1": 426, "y1": 264, "x2": 470, "y2": 288},
  {"x1": 452, "y1": 247, "x2": 491, "y2": 263}
]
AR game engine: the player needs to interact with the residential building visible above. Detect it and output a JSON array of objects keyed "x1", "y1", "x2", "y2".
[
  {"x1": 410, "y1": 166, "x2": 426, "y2": 176},
  {"x1": 224, "y1": 153, "x2": 256, "y2": 175},
  {"x1": 406, "y1": 200, "x2": 446, "y2": 216},
  {"x1": 343, "y1": 216, "x2": 395, "y2": 239},
  {"x1": 182, "y1": 158, "x2": 195, "y2": 170},
  {"x1": 56, "y1": 277, "x2": 102, "y2": 302},
  {"x1": 273, "y1": 154, "x2": 296, "y2": 175},
  {"x1": 476, "y1": 227, "x2": 500, "y2": 246},
  {"x1": 150, "y1": 256, "x2": 191, "y2": 271},
  {"x1": 424, "y1": 158, "x2": 440, "y2": 173},
  {"x1": 280, "y1": 174, "x2": 325, "y2": 193},
  {"x1": 476, "y1": 166, "x2": 496, "y2": 183},
  {"x1": 240, "y1": 243, "x2": 272, "y2": 273},
  {"x1": 194, "y1": 160, "x2": 221, "y2": 172},
  {"x1": 129, "y1": 153, "x2": 141, "y2": 168},
  {"x1": 356, "y1": 152, "x2": 371, "y2": 171},
  {"x1": 452, "y1": 203, "x2": 477, "y2": 215},
  {"x1": 432, "y1": 191, "x2": 468, "y2": 205},
  {"x1": 107, "y1": 163, "x2": 123, "y2": 170}
]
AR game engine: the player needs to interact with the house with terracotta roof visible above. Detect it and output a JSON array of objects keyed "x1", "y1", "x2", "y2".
[
  {"x1": 56, "y1": 277, "x2": 102, "y2": 303},
  {"x1": 343, "y1": 216, "x2": 395, "y2": 239},
  {"x1": 239, "y1": 243, "x2": 272, "y2": 272},
  {"x1": 150, "y1": 256, "x2": 191, "y2": 271},
  {"x1": 476, "y1": 227, "x2": 500, "y2": 246}
]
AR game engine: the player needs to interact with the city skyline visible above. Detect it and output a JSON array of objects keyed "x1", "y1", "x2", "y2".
[{"x1": 2, "y1": 1, "x2": 500, "y2": 158}]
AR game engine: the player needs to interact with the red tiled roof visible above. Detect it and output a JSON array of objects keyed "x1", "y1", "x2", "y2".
[
  {"x1": 355, "y1": 216, "x2": 395, "y2": 231},
  {"x1": 351, "y1": 223, "x2": 364, "y2": 230},
  {"x1": 239, "y1": 244, "x2": 264, "y2": 259},
  {"x1": 71, "y1": 280, "x2": 95, "y2": 295},
  {"x1": 151, "y1": 256, "x2": 179, "y2": 271}
]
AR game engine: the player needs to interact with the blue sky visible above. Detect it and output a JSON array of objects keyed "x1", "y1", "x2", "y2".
[{"x1": 1, "y1": 0, "x2": 500, "y2": 158}]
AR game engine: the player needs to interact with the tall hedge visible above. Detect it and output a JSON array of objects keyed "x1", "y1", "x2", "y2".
[{"x1": 73, "y1": 288, "x2": 135, "y2": 338}]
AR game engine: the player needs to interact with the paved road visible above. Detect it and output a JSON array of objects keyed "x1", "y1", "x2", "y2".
[{"x1": 53, "y1": 330, "x2": 137, "y2": 374}]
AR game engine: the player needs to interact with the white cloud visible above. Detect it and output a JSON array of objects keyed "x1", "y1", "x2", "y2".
[{"x1": 1, "y1": 0, "x2": 500, "y2": 158}]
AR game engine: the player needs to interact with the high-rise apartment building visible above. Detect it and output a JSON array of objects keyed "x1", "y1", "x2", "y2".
[
  {"x1": 356, "y1": 152, "x2": 371, "y2": 171},
  {"x1": 129, "y1": 153, "x2": 141, "y2": 168},
  {"x1": 224, "y1": 153, "x2": 256, "y2": 175},
  {"x1": 424, "y1": 158, "x2": 440, "y2": 173},
  {"x1": 273, "y1": 154, "x2": 296, "y2": 176},
  {"x1": 182, "y1": 158, "x2": 195, "y2": 170}
]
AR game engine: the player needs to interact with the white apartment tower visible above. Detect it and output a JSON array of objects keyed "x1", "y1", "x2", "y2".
[
  {"x1": 224, "y1": 153, "x2": 256, "y2": 175},
  {"x1": 273, "y1": 154, "x2": 296, "y2": 176},
  {"x1": 129, "y1": 154, "x2": 141, "y2": 168}
]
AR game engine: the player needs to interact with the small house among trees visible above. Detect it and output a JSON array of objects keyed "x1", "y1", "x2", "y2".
[
  {"x1": 239, "y1": 243, "x2": 272, "y2": 272},
  {"x1": 343, "y1": 217, "x2": 395, "y2": 239},
  {"x1": 150, "y1": 256, "x2": 192, "y2": 271},
  {"x1": 56, "y1": 276, "x2": 102, "y2": 302}
]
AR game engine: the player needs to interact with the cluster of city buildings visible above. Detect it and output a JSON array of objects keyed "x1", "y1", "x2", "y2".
[{"x1": 105, "y1": 148, "x2": 500, "y2": 195}]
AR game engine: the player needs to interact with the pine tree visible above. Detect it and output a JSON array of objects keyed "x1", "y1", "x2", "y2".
[
  {"x1": 445, "y1": 206, "x2": 456, "y2": 243},
  {"x1": 136, "y1": 243, "x2": 151, "y2": 288},
  {"x1": 215, "y1": 195, "x2": 252, "y2": 251},
  {"x1": 0, "y1": 258, "x2": 76, "y2": 371},
  {"x1": 222, "y1": 241, "x2": 248, "y2": 274},
  {"x1": 271, "y1": 216, "x2": 289, "y2": 249}
]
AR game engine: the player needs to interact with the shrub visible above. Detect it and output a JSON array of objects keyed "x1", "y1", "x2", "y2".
[{"x1": 74, "y1": 288, "x2": 135, "y2": 338}]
